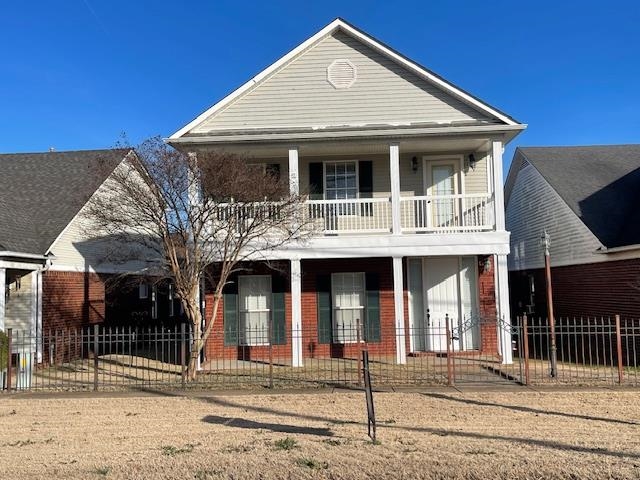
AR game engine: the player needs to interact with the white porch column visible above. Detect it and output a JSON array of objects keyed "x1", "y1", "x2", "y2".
[
  {"x1": 495, "y1": 254, "x2": 513, "y2": 364},
  {"x1": 290, "y1": 259, "x2": 303, "y2": 367},
  {"x1": 389, "y1": 143, "x2": 402, "y2": 235},
  {"x1": 0, "y1": 268, "x2": 5, "y2": 331},
  {"x1": 392, "y1": 256, "x2": 407, "y2": 364},
  {"x1": 288, "y1": 147, "x2": 299, "y2": 195},
  {"x1": 31, "y1": 270, "x2": 43, "y2": 363},
  {"x1": 491, "y1": 140, "x2": 506, "y2": 231}
]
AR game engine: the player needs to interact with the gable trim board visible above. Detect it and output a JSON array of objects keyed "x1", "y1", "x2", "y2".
[{"x1": 169, "y1": 18, "x2": 524, "y2": 142}]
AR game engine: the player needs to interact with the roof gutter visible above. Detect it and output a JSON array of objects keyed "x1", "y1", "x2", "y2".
[
  {"x1": 0, "y1": 251, "x2": 48, "y2": 260},
  {"x1": 595, "y1": 244, "x2": 640, "y2": 254}
]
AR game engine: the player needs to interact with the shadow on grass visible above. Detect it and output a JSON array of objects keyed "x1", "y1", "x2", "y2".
[
  {"x1": 196, "y1": 395, "x2": 640, "y2": 460},
  {"x1": 421, "y1": 392, "x2": 640, "y2": 426},
  {"x1": 202, "y1": 415, "x2": 334, "y2": 437}
]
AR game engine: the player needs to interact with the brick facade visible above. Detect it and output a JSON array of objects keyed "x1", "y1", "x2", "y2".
[
  {"x1": 202, "y1": 256, "x2": 501, "y2": 361},
  {"x1": 510, "y1": 258, "x2": 640, "y2": 320},
  {"x1": 42, "y1": 271, "x2": 106, "y2": 332}
]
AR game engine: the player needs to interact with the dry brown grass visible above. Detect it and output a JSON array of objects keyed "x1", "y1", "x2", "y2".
[{"x1": 0, "y1": 389, "x2": 638, "y2": 479}]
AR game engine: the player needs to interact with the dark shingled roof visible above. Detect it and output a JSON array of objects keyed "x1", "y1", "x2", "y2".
[
  {"x1": 517, "y1": 145, "x2": 640, "y2": 249},
  {"x1": 0, "y1": 149, "x2": 129, "y2": 255}
]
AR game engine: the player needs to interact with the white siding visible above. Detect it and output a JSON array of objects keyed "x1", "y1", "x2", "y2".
[
  {"x1": 192, "y1": 31, "x2": 494, "y2": 134},
  {"x1": 506, "y1": 162, "x2": 604, "y2": 271},
  {"x1": 5, "y1": 272, "x2": 32, "y2": 333}
]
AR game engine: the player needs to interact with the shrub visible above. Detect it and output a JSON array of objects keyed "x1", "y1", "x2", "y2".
[{"x1": 0, "y1": 331, "x2": 9, "y2": 371}]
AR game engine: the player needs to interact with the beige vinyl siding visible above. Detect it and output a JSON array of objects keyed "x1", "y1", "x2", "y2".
[
  {"x1": 5, "y1": 272, "x2": 32, "y2": 332},
  {"x1": 464, "y1": 152, "x2": 488, "y2": 195},
  {"x1": 506, "y1": 162, "x2": 603, "y2": 271},
  {"x1": 192, "y1": 31, "x2": 494, "y2": 134}
]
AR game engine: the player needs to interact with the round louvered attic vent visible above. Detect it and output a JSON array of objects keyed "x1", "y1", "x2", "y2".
[{"x1": 327, "y1": 59, "x2": 357, "y2": 89}]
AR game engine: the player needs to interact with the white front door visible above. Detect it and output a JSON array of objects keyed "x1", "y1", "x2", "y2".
[
  {"x1": 423, "y1": 257, "x2": 460, "y2": 352},
  {"x1": 427, "y1": 162, "x2": 458, "y2": 228}
]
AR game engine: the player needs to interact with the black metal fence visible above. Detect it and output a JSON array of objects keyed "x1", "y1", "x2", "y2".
[{"x1": 1, "y1": 316, "x2": 639, "y2": 392}]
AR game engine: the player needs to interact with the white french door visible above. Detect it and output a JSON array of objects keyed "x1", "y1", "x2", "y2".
[
  {"x1": 426, "y1": 160, "x2": 459, "y2": 228},
  {"x1": 422, "y1": 257, "x2": 479, "y2": 352}
]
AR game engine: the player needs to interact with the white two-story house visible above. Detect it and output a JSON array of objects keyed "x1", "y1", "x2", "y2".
[{"x1": 168, "y1": 18, "x2": 525, "y2": 366}]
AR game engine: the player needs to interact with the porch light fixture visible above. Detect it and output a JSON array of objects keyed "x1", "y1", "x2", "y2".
[
  {"x1": 411, "y1": 156, "x2": 418, "y2": 172},
  {"x1": 467, "y1": 153, "x2": 477, "y2": 171},
  {"x1": 480, "y1": 256, "x2": 492, "y2": 273}
]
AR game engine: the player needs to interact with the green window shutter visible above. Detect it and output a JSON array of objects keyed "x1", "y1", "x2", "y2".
[
  {"x1": 266, "y1": 163, "x2": 281, "y2": 181},
  {"x1": 309, "y1": 162, "x2": 324, "y2": 200},
  {"x1": 271, "y1": 274, "x2": 287, "y2": 345},
  {"x1": 317, "y1": 274, "x2": 332, "y2": 344},
  {"x1": 365, "y1": 273, "x2": 381, "y2": 342},
  {"x1": 359, "y1": 161, "x2": 374, "y2": 216},
  {"x1": 223, "y1": 279, "x2": 238, "y2": 346}
]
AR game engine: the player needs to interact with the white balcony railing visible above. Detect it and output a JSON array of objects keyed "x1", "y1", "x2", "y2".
[
  {"x1": 400, "y1": 194, "x2": 494, "y2": 233},
  {"x1": 303, "y1": 197, "x2": 392, "y2": 235},
  {"x1": 210, "y1": 194, "x2": 494, "y2": 237}
]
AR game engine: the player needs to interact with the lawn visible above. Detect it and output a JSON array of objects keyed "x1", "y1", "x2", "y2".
[{"x1": 0, "y1": 388, "x2": 638, "y2": 479}]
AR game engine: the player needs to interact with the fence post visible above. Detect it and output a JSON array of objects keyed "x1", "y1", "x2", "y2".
[
  {"x1": 356, "y1": 318, "x2": 363, "y2": 387},
  {"x1": 6, "y1": 328, "x2": 12, "y2": 392},
  {"x1": 445, "y1": 315, "x2": 454, "y2": 387},
  {"x1": 180, "y1": 323, "x2": 187, "y2": 389},
  {"x1": 522, "y1": 315, "x2": 530, "y2": 386},
  {"x1": 268, "y1": 317, "x2": 273, "y2": 389},
  {"x1": 615, "y1": 314, "x2": 623, "y2": 385},
  {"x1": 93, "y1": 324, "x2": 99, "y2": 392}
]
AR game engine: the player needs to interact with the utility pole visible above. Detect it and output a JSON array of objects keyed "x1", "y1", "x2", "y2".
[{"x1": 541, "y1": 230, "x2": 557, "y2": 377}]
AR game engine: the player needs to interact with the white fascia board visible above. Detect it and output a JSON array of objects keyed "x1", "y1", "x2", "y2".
[
  {"x1": 0, "y1": 260, "x2": 44, "y2": 270},
  {"x1": 169, "y1": 19, "x2": 522, "y2": 140},
  {"x1": 219, "y1": 231, "x2": 510, "y2": 261},
  {"x1": 45, "y1": 151, "x2": 135, "y2": 256},
  {"x1": 0, "y1": 251, "x2": 48, "y2": 261},
  {"x1": 168, "y1": 124, "x2": 526, "y2": 145}
]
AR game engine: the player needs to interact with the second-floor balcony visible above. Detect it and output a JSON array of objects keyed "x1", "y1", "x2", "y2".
[{"x1": 304, "y1": 193, "x2": 494, "y2": 235}]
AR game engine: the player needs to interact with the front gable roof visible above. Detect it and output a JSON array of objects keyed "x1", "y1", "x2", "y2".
[
  {"x1": 508, "y1": 145, "x2": 640, "y2": 249},
  {"x1": 0, "y1": 149, "x2": 130, "y2": 255},
  {"x1": 170, "y1": 18, "x2": 522, "y2": 142}
]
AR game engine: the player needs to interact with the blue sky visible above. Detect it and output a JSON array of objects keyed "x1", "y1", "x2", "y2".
[{"x1": 2, "y1": 1, "x2": 639, "y2": 170}]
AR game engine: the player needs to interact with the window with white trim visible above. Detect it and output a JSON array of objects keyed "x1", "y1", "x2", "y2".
[
  {"x1": 325, "y1": 161, "x2": 358, "y2": 200},
  {"x1": 332, "y1": 272, "x2": 365, "y2": 343},
  {"x1": 151, "y1": 285, "x2": 158, "y2": 320},
  {"x1": 168, "y1": 283, "x2": 175, "y2": 317},
  {"x1": 238, "y1": 275, "x2": 271, "y2": 346}
]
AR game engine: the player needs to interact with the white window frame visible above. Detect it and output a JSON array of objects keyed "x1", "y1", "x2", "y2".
[
  {"x1": 331, "y1": 272, "x2": 366, "y2": 344},
  {"x1": 168, "y1": 283, "x2": 175, "y2": 317},
  {"x1": 151, "y1": 285, "x2": 158, "y2": 320},
  {"x1": 323, "y1": 160, "x2": 359, "y2": 201},
  {"x1": 238, "y1": 275, "x2": 272, "y2": 346}
]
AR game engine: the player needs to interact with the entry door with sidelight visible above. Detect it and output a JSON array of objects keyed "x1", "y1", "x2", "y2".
[{"x1": 428, "y1": 162, "x2": 458, "y2": 228}]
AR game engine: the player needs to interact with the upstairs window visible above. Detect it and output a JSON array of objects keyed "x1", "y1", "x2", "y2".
[{"x1": 325, "y1": 161, "x2": 358, "y2": 200}]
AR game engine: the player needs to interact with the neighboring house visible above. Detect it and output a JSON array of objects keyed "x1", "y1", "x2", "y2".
[
  {"x1": 0, "y1": 149, "x2": 178, "y2": 363},
  {"x1": 168, "y1": 18, "x2": 526, "y2": 365},
  {"x1": 506, "y1": 145, "x2": 640, "y2": 319}
]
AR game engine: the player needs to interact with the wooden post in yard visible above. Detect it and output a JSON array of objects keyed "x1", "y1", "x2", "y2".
[
  {"x1": 615, "y1": 314, "x2": 623, "y2": 384},
  {"x1": 445, "y1": 315, "x2": 454, "y2": 386},
  {"x1": 522, "y1": 315, "x2": 530, "y2": 386},
  {"x1": 6, "y1": 328, "x2": 12, "y2": 391},
  {"x1": 541, "y1": 230, "x2": 558, "y2": 378}
]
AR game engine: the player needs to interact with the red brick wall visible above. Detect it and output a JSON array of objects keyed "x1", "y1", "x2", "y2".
[
  {"x1": 510, "y1": 258, "x2": 640, "y2": 320},
  {"x1": 301, "y1": 258, "x2": 396, "y2": 358},
  {"x1": 42, "y1": 271, "x2": 106, "y2": 332},
  {"x1": 478, "y1": 255, "x2": 498, "y2": 354},
  {"x1": 203, "y1": 262, "x2": 292, "y2": 362}
]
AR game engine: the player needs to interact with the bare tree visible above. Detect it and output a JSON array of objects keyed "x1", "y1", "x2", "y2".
[{"x1": 85, "y1": 137, "x2": 310, "y2": 379}]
